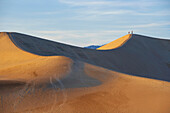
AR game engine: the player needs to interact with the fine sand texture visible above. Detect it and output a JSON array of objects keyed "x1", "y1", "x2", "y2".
[{"x1": 0, "y1": 32, "x2": 170, "y2": 113}]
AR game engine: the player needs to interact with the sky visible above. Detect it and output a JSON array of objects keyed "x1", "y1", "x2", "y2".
[{"x1": 0, "y1": 0, "x2": 170, "y2": 47}]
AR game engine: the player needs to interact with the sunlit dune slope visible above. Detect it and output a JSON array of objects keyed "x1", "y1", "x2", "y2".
[
  {"x1": 56, "y1": 64, "x2": 170, "y2": 113},
  {"x1": 0, "y1": 32, "x2": 72, "y2": 82},
  {"x1": 1, "y1": 62, "x2": 170, "y2": 113},
  {"x1": 0, "y1": 32, "x2": 39, "y2": 68},
  {"x1": 0, "y1": 32, "x2": 170, "y2": 113},
  {"x1": 97, "y1": 34, "x2": 132, "y2": 50}
]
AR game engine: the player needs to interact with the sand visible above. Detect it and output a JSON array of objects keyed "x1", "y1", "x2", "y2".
[
  {"x1": 97, "y1": 34, "x2": 132, "y2": 50},
  {"x1": 0, "y1": 32, "x2": 170, "y2": 113}
]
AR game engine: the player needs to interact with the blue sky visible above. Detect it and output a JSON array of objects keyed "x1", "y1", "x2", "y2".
[{"x1": 0, "y1": 0, "x2": 170, "y2": 46}]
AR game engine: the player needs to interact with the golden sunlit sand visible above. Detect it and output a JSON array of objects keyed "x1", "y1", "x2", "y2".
[
  {"x1": 0, "y1": 32, "x2": 170, "y2": 113},
  {"x1": 97, "y1": 34, "x2": 132, "y2": 50}
]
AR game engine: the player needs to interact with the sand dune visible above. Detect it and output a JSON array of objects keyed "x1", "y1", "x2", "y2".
[
  {"x1": 0, "y1": 32, "x2": 170, "y2": 113},
  {"x1": 6, "y1": 32, "x2": 170, "y2": 81},
  {"x1": 0, "y1": 32, "x2": 72, "y2": 83},
  {"x1": 97, "y1": 34, "x2": 132, "y2": 50}
]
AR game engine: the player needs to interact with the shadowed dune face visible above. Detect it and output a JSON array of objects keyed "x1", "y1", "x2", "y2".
[
  {"x1": 6, "y1": 32, "x2": 170, "y2": 81},
  {"x1": 0, "y1": 80, "x2": 26, "y2": 95},
  {"x1": 0, "y1": 32, "x2": 170, "y2": 113},
  {"x1": 0, "y1": 33, "x2": 73, "y2": 82}
]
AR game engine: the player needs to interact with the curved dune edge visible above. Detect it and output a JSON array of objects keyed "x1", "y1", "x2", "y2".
[
  {"x1": 0, "y1": 32, "x2": 73, "y2": 83},
  {"x1": 4, "y1": 32, "x2": 170, "y2": 82},
  {"x1": 0, "y1": 32, "x2": 41, "y2": 69},
  {"x1": 97, "y1": 34, "x2": 132, "y2": 50}
]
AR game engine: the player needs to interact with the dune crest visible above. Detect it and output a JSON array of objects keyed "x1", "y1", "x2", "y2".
[
  {"x1": 0, "y1": 32, "x2": 39, "y2": 69},
  {"x1": 97, "y1": 34, "x2": 132, "y2": 50},
  {"x1": 0, "y1": 32, "x2": 72, "y2": 82}
]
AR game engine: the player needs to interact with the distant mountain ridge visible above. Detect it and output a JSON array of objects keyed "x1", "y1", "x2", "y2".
[
  {"x1": 85, "y1": 44, "x2": 107, "y2": 49},
  {"x1": 84, "y1": 45, "x2": 102, "y2": 49}
]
